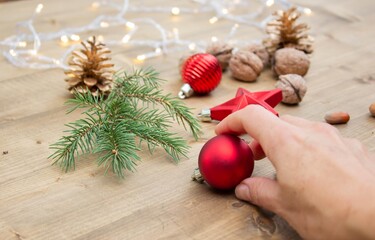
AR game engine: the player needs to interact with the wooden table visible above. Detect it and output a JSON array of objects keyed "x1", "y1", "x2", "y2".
[{"x1": 1, "y1": 0, "x2": 375, "y2": 239}]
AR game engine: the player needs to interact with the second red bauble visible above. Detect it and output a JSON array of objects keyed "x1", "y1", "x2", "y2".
[
  {"x1": 198, "y1": 134, "x2": 254, "y2": 190},
  {"x1": 179, "y1": 53, "x2": 222, "y2": 99}
]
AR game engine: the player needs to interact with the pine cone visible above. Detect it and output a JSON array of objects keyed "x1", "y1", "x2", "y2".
[
  {"x1": 65, "y1": 36, "x2": 114, "y2": 96},
  {"x1": 263, "y1": 7, "x2": 314, "y2": 56}
]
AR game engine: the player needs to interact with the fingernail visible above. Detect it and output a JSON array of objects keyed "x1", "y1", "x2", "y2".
[{"x1": 235, "y1": 184, "x2": 250, "y2": 201}]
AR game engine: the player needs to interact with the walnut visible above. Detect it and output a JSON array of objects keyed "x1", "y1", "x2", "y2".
[
  {"x1": 272, "y1": 48, "x2": 310, "y2": 76},
  {"x1": 275, "y1": 74, "x2": 307, "y2": 104},
  {"x1": 242, "y1": 44, "x2": 270, "y2": 67},
  {"x1": 206, "y1": 42, "x2": 233, "y2": 71},
  {"x1": 229, "y1": 50, "x2": 263, "y2": 82}
]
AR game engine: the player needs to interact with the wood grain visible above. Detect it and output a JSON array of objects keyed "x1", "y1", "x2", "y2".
[{"x1": 1, "y1": 0, "x2": 375, "y2": 239}]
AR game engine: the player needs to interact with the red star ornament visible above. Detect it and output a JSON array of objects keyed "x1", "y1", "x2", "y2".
[{"x1": 198, "y1": 88, "x2": 282, "y2": 122}]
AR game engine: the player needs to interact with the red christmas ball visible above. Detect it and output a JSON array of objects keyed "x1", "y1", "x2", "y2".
[
  {"x1": 198, "y1": 134, "x2": 254, "y2": 190},
  {"x1": 179, "y1": 53, "x2": 222, "y2": 99}
]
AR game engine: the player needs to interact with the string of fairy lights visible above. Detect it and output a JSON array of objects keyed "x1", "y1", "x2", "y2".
[{"x1": 0, "y1": 0, "x2": 312, "y2": 70}]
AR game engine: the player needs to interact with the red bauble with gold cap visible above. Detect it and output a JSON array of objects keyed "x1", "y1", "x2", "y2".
[
  {"x1": 178, "y1": 53, "x2": 222, "y2": 99},
  {"x1": 198, "y1": 134, "x2": 254, "y2": 190}
]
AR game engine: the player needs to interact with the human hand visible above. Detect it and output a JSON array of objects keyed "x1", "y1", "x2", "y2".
[{"x1": 215, "y1": 105, "x2": 375, "y2": 239}]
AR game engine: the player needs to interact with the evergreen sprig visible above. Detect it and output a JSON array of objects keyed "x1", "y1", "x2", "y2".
[{"x1": 49, "y1": 67, "x2": 202, "y2": 178}]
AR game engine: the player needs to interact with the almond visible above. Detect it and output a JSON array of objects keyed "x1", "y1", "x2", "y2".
[
  {"x1": 369, "y1": 103, "x2": 375, "y2": 117},
  {"x1": 324, "y1": 112, "x2": 350, "y2": 125}
]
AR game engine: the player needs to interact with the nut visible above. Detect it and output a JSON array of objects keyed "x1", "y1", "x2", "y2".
[
  {"x1": 369, "y1": 103, "x2": 375, "y2": 117},
  {"x1": 324, "y1": 112, "x2": 350, "y2": 125},
  {"x1": 275, "y1": 74, "x2": 307, "y2": 104},
  {"x1": 272, "y1": 48, "x2": 310, "y2": 76},
  {"x1": 229, "y1": 50, "x2": 263, "y2": 82},
  {"x1": 242, "y1": 44, "x2": 270, "y2": 67},
  {"x1": 206, "y1": 42, "x2": 233, "y2": 71}
]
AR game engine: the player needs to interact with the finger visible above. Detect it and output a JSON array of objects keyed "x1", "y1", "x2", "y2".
[
  {"x1": 215, "y1": 105, "x2": 289, "y2": 140},
  {"x1": 215, "y1": 105, "x2": 292, "y2": 165},
  {"x1": 235, "y1": 177, "x2": 281, "y2": 213},
  {"x1": 249, "y1": 140, "x2": 266, "y2": 160}
]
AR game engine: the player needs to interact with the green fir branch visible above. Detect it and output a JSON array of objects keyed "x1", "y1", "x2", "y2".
[
  {"x1": 123, "y1": 119, "x2": 189, "y2": 162},
  {"x1": 65, "y1": 90, "x2": 105, "y2": 114},
  {"x1": 113, "y1": 80, "x2": 201, "y2": 140},
  {"x1": 118, "y1": 108, "x2": 171, "y2": 129},
  {"x1": 95, "y1": 122, "x2": 140, "y2": 178},
  {"x1": 114, "y1": 67, "x2": 163, "y2": 88},
  {"x1": 49, "y1": 67, "x2": 202, "y2": 178},
  {"x1": 49, "y1": 112, "x2": 102, "y2": 172}
]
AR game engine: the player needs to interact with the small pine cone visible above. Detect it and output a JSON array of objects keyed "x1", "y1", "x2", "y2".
[
  {"x1": 275, "y1": 74, "x2": 307, "y2": 104},
  {"x1": 229, "y1": 51, "x2": 263, "y2": 82},
  {"x1": 263, "y1": 7, "x2": 314, "y2": 56},
  {"x1": 206, "y1": 42, "x2": 233, "y2": 71},
  {"x1": 65, "y1": 36, "x2": 114, "y2": 96},
  {"x1": 272, "y1": 48, "x2": 310, "y2": 76},
  {"x1": 242, "y1": 44, "x2": 270, "y2": 67}
]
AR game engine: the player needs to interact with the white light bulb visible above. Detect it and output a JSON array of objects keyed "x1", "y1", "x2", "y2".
[
  {"x1": 171, "y1": 7, "x2": 180, "y2": 16},
  {"x1": 35, "y1": 3, "x2": 44, "y2": 14},
  {"x1": 18, "y1": 41, "x2": 27, "y2": 47},
  {"x1": 60, "y1": 35, "x2": 69, "y2": 43},
  {"x1": 211, "y1": 36, "x2": 218, "y2": 42},
  {"x1": 188, "y1": 43, "x2": 196, "y2": 51},
  {"x1": 303, "y1": 8, "x2": 312, "y2": 15},
  {"x1": 70, "y1": 34, "x2": 80, "y2": 41},
  {"x1": 9, "y1": 49, "x2": 17, "y2": 56},
  {"x1": 209, "y1": 16, "x2": 218, "y2": 24},
  {"x1": 100, "y1": 21, "x2": 109, "y2": 28},
  {"x1": 122, "y1": 35, "x2": 131, "y2": 43},
  {"x1": 137, "y1": 55, "x2": 146, "y2": 61},
  {"x1": 266, "y1": 0, "x2": 274, "y2": 7},
  {"x1": 126, "y1": 22, "x2": 136, "y2": 29}
]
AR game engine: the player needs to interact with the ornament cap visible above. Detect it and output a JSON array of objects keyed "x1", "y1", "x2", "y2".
[
  {"x1": 191, "y1": 167, "x2": 204, "y2": 183},
  {"x1": 178, "y1": 83, "x2": 194, "y2": 99},
  {"x1": 198, "y1": 108, "x2": 212, "y2": 122}
]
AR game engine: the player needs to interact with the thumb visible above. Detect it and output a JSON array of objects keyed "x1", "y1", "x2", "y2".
[{"x1": 235, "y1": 177, "x2": 280, "y2": 213}]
